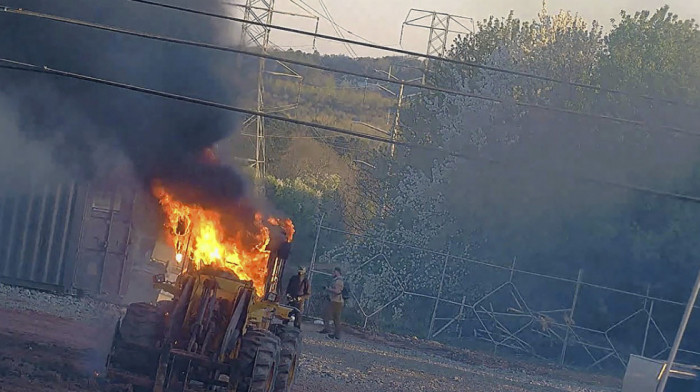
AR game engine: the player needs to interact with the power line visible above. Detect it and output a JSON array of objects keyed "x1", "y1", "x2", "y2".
[
  {"x1": 224, "y1": 1, "x2": 317, "y2": 21},
  {"x1": 0, "y1": 5, "x2": 696, "y2": 138},
  {"x1": 115, "y1": 0, "x2": 699, "y2": 109},
  {"x1": 317, "y1": 0, "x2": 356, "y2": 57},
  {"x1": 3, "y1": 58, "x2": 700, "y2": 207},
  {"x1": 292, "y1": 0, "x2": 377, "y2": 45},
  {"x1": 0, "y1": 59, "x2": 402, "y2": 143},
  {"x1": 262, "y1": 134, "x2": 341, "y2": 139}
]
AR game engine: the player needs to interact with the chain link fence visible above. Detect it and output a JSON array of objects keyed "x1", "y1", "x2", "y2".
[{"x1": 302, "y1": 221, "x2": 700, "y2": 371}]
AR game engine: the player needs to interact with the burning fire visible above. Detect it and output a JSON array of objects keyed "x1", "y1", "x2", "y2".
[
  {"x1": 268, "y1": 217, "x2": 295, "y2": 242},
  {"x1": 151, "y1": 182, "x2": 294, "y2": 297}
]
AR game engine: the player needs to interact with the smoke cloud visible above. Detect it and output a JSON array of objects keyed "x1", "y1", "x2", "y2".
[
  {"x1": 0, "y1": 94, "x2": 67, "y2": 192},
  {"x1": 0, "y1": 0, "x2": 248, "y2": 205}
]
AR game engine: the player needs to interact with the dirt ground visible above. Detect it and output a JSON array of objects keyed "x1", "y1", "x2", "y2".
[
  {"x1": 0, "y1": 307, "x2": 113, "y2": 392},
  {"x1": 0, "y1": 301, "x2": 622, "y2": 392}
]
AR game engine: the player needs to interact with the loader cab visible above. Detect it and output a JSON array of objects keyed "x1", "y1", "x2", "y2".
[{"x1": 244, "y1": 225, "x2": 297, "y2": 331}]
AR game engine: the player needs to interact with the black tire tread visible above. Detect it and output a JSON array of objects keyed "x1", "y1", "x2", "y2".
[
  {"x1": 271, "y1": 325, "x2": 302, "y2": 392},
  {"x1": 119, "y1": 302, "x2": 164, "y2": 347},
  {"x1": 236, "y1": 328, "x2": 281, "y2": 392},
  {"x1": 108, "y1": 302, "x2": 163, "y2": 377}
]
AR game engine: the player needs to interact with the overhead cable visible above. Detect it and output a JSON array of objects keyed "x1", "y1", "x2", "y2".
[
  {"x1": 3, "y1": 58, "x2": 700, "y2": 206},
  {"x1": 0, "y1": 5, "x2": 696, "y2": 137},
  {"x1": 115, "y1": 0, "x2": 700, "y2": 109}
]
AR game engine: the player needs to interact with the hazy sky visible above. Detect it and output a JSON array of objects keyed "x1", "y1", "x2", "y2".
[{"x1": 252, "y1": 0, "x2": 700, "y2": 57}]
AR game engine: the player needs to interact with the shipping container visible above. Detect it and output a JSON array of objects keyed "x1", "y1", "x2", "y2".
[
  {"x1": 0, "y1": 179, "x2": 161, "y2": 304},
  {"x1": 0, "y1": 181, "x2": 83, "y2": 292}
]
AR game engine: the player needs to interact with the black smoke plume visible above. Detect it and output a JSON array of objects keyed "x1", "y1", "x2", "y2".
[{"x1": 0, "y1": 0, "x2": 248, "y2": 204}]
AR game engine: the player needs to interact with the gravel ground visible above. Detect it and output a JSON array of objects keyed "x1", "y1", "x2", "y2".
[
  {"x1": 0, "y1": 284, "x2": 622, "y2": 392},
  {"x1": 0, "y1": 283, "x2": 123, "y2": 322},
  {"x1": 293, "y1": 325, "x2": 620, "y2": 392}
]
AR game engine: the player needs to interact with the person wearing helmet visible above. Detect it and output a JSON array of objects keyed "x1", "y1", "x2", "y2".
[{"x1": 285, "y1": 266, "x2": 310, "y2": 329}]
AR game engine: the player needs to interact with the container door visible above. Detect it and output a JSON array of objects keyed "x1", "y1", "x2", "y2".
[{"x1": 73, "y1": 189, "x2": 133, "y2": 299}]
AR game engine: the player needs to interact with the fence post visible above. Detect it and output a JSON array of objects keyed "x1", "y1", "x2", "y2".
[
  {"x1": 642, "y1": 285, "x2": 652, "y2": 357},
  {"x1": 560, "y1": 269, "x2": 583, "y2": 366},
  {"x1": 458, "y1": 295, "x2": 467, "y2": 338},
  {"x1": 305, "y1": 213, "x2": 324, "y2": 317},
  {"x1": 307, "y1": 213, "x2": 324, "y2": 286},
  {"x1": 657, "y1": 268, "x2": 700, "y2": 392},
  {"x1": 428, "y1": 249, "x2": 450, "y2": 339}
]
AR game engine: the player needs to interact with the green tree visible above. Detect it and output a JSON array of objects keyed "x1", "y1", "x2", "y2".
[
  {"x1": 601, "y1": 6, "x2": 700, "y2": 103},
  {"x1": 376, "y1": 5, "x2": 700, "y2": 337}
]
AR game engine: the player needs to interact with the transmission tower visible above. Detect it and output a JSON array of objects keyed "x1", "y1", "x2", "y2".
[
  {"x1": 353, "y1": 65, "x2": 421, "y2": 221},
  {"x1": 400, "y1": 9, "x2": 474, "y2": 84},
  {"x1": 373, "y1": 65, "x2": 421, "y2": 157},
  {"x1": 239, "y1": 1, "x2": 318, "y2": 193},
  {"x1": 241, "y1": 0, "x2": 274, "y2": 190}
]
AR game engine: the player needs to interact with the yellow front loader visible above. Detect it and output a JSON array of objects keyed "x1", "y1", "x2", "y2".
[{"x1": 104, "y1": 228, "x2": 301, "y2": 392}]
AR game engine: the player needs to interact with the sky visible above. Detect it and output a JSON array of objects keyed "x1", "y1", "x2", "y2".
[{"x1": 241, "y1": 0, "x2": 700, "y2": 57}]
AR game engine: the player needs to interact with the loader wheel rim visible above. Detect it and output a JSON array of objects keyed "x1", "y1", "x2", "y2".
[
  {"x1": 266, "y1": 364, "x2": 275, "y2": 391},
  {"x1": 230, "y1": 337, "x2": 242, "y2": 359},
  {"x1": 287, "y1": 355, "x2": 297, "y2": 387},
  {"x1": 235, "y1": 338, "x2": 241, "y2": 356}
]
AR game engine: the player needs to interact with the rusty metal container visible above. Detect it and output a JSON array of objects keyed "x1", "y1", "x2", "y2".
[
  {"x1": 0, "y1": 179, "x2": 158, "y2": 304},
  {"x1": 72, "y1": 185, "x2": 136, "y2": 301},
  {"x1": 0, "y1": 182, "x2": 84, "y2": 292}
]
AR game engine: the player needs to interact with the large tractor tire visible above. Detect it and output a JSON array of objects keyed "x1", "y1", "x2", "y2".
[
  {"x1": 108, "y1": 302, "x2": 166, "y2": 377},
  {"x1": 236, "y1": 329, "x2": 281, "y2": 392},
  {"x1": 271, "y1": 325, "x2": 302, "y2": 392}
]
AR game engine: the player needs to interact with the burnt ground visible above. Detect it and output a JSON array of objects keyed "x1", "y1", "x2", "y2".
[{"x1": 0, "y1": 286, "x2": 622, "y2": 392}]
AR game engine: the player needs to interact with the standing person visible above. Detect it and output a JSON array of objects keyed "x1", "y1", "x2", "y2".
[
  {"x1": 285, "y1": 266, "x2": 310, "y2": 329},
  {"x1": 319, "y1": 267, "x2": 344, "y2": 339}
]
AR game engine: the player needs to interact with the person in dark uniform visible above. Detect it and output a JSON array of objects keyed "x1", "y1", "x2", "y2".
[{"x1": 285, "y1": 266, "x2": 310, "y2": 329}]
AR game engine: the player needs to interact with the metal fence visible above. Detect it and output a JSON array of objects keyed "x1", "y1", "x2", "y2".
[{"x1": 304, "y1": 222, "x2": 700, "y2": 371}]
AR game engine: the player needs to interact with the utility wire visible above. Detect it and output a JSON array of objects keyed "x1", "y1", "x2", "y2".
[
  {"x1": 113, "y1": 0, "x2": 699, "y2": 110},
  {"x1": 0, "y1": 60, "x2": 404, "y2": 143},
  {"x1": 263, "y1": 134, "x2": 343, "y2": 139},
  {"x1": 286, "y1": 0, "x2": 356, "y2": 55},
  {"x1": 292, "y1": 0, "x2": 377, "y2": 45},
  {"x1": 317, "y1": 0, "x2": 357, "y2": 57},
  {"x1": 0, "y1": 5, "x2": 696, "y2": 137},
  {"x1": 3, "y1": 58, "x2": 700, "y2": 207}
]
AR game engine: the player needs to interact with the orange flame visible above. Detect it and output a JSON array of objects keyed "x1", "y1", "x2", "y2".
[
  {"x1": 151, "y1": 182, "x2": 293, "y2": 297},
  {"x1": 268, "y1": 217, "x2": 295, "y2": 242},
  {"x1": 200, "y1": 148, "x2": 218, "y2": 164}
]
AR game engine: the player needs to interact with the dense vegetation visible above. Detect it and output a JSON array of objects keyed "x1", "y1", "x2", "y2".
[
  {"x1": 230, "y1": 5, "x2": 700, "y2": 363},
  {"x1": 221, "y1": 53, "x2": 422, "y2": 268}
]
